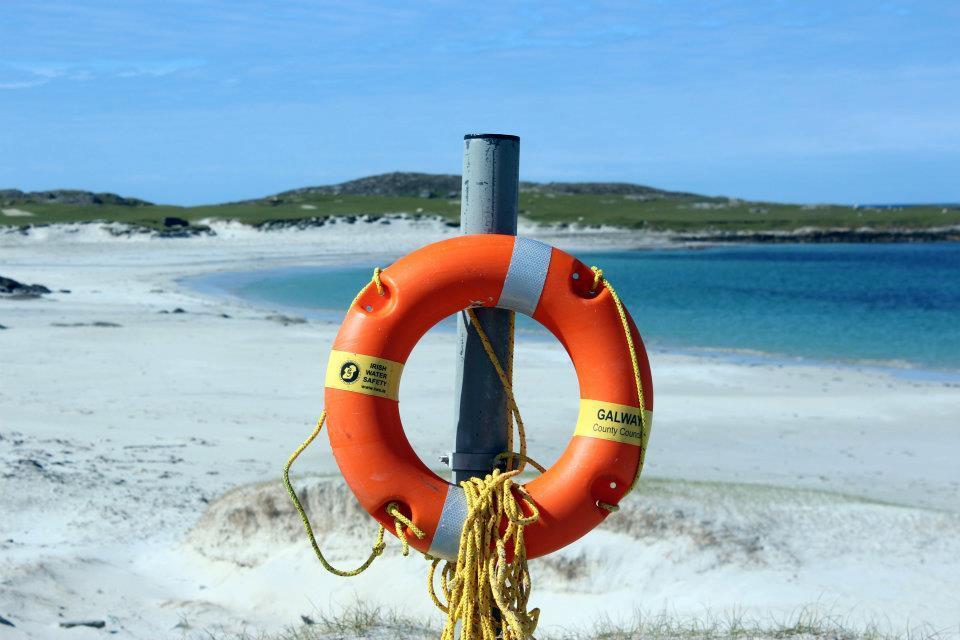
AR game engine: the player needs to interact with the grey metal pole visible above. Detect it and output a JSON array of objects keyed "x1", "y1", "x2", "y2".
[{"x1": 451, "y1": 133, "x2": 520, "y2": 484}]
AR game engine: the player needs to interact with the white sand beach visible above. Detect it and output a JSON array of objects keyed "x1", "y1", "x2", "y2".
[{"x1": 1, "y1": 219, "x2": 958, "y2": 639}]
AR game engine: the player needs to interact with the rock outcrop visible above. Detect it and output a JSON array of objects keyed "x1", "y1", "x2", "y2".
[
  {"x1": 0, "y1": 275, "x2": 51, "y2": 297},
  {"x1": 234, "y1": 172, "x2": 693, "y2": 205},
  {"x1": 0, "y1": 189, "x2": 151, "y2": 207}
]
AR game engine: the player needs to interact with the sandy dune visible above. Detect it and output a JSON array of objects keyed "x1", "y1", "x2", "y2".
[{"x1": 1, "y1": 220, "x2": 958, "y2": 638}]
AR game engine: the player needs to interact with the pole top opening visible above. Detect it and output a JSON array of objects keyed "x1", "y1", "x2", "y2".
[{"x1": 464, "y1": 133, "x2": 520, "y2": 141}]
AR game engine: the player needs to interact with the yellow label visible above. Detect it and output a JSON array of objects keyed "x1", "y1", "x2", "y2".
[
  {"x1": 574, "y1": 399, "x2": 652, "y2": 448},
  {"x1": 325, "y1": 350, "x2": 404, "y2": 401}
]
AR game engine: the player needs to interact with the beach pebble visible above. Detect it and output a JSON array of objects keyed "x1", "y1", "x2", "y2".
[
  {"x1": 266, "y1": 314, "x2": 307, "y2": 325},
  {"x1": 50, "y1": 321, "x2": 121, "y2": 328},
  {"x1": 59, "y1": 620, "x2": 106, "y2": 629}
]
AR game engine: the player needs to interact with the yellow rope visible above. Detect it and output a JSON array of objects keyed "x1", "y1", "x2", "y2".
[
  {"x1": 495, "y1": 451, "x2": 546, "y2": 474},
  {"x1": 590, "y1": 265, "x2": 649, "y2": 511},
  {"x1": 349, "y1": 266, "x2": 384, "y2": 308},
  {"x1": 388, "y1": 500, "x2": 426, "y2": 556},
  {"x1": 590, "y1": 266, "x2": 604, "y2": 293},
  {"x1": 282, "y1": 410, "x2": 427, "y2": 575},
  {"x1": 372, "y1": 267, "x2": 384, "y2": 295},
  {"x1": 422, "y1": 308, "x2": 542, "y2": 640},
  {"x1": 464, "y1": 308, "x2": 538, "y2": 474},
  {"x1": 431, "y1": 468, "x2": 541, "y2": 640},
  {"x1": 282, "y1": 269, "x2": 427, "y2": 575},
  {"x1": 282, "y1": 411, "x2": 386, "y2": 576}
]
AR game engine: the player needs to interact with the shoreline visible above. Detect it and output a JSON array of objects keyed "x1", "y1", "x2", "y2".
[
  {"x1": 3, "y1": 215, "x2": 960, "y2": 245},
  {"x1": 180, "y1": 250, "x2": 960, "y2": 384},
  {"x1": 2, "y1": 218, "x2": 959, "y2": 637}
]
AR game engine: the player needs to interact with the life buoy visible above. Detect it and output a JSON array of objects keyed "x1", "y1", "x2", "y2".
[{"x1": 324, "y1": 234, "x2": 653, "y2": 560}]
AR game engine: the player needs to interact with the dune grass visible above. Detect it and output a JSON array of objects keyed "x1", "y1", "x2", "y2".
[{"x1": 198, "y1": 602, "x2": 954, "y2": 640}]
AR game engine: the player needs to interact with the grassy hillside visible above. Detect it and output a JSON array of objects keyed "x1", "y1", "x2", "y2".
[{"x1": 2, "y1": 174, "x2": 958, "y2": 233}]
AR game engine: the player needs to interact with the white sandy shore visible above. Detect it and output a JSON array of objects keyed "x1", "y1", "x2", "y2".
[{"x1": 1, "y1": 220, "x2": 958, "y2": 639}]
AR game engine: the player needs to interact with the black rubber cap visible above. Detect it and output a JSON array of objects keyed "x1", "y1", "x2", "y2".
[{"x1": 464, "y1": 133, "x2": 520, "y2": 141}]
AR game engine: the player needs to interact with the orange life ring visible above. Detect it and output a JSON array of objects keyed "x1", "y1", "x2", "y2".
[{"x1": 324, "y1": 234, "x2": 653, "y2": 560}]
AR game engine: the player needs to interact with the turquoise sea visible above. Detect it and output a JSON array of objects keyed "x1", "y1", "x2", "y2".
[{"x1": 189, "y1": 243, "x2": 960, "y2": 374}]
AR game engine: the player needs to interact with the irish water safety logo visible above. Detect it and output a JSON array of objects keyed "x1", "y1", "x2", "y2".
[
  {"x1": 339, "y1": 361, "x2": 361, "y2": 384},
  {"x1": 325, "y1": 350, "x2": 404, "y2": 400}
]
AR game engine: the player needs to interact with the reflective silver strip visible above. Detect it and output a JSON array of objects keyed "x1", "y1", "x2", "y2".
[
  {"x1": 428, "y1": 484, "x2": 467, "y2": 561},
  {"x1": 497, "y1": 236, "x2": 552, "y2": 316}
]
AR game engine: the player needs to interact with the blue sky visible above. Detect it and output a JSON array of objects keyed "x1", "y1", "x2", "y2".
[{"x1": 1, "y1": 1, "x2": 957, "y2": 205}]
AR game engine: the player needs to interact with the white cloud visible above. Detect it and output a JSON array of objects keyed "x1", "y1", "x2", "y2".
[
  {"x1": 0, "y1": 58, "x2": 206, "y2": 88},
  {"x1": 0, "y1": 79, "x2": 48, "y2": 90}
]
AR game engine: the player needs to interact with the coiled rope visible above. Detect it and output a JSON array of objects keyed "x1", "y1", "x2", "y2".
[
  {"x1": 425, "y1": 308, "x2": 541, "y2": 640},
  {"x1": 283, "y1": 261, "x2": 648, "y2": 639}
]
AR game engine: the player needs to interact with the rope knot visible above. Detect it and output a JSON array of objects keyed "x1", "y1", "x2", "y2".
[
  {"x1": 386, "y1": 501, "x2": 425, "y2": 557},
  {"x1": 350, "y1": 267, "x2": 386, "y2": 309},
  {"x1": 589, "y1": 265, "x2": 605, "y2": 293},
  {"x1": 372, "y1": 267, "x2": 384, "y2": 296}
]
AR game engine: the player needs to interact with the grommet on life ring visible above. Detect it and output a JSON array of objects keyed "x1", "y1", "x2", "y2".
[{"x1": 324, "y1": 234, "x2": 653, "y2": 561}]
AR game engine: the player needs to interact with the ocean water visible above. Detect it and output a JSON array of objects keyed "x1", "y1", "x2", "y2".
[{"x1": 190, "y1": 243, "x2": 960, "y2": 372}]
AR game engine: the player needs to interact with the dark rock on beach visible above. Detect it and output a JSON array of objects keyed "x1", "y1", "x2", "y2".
[
  {"x1": 254, "y1": 215, "x2": 328, "y2": 231},
  {"x1": 156, "y1": 223, "x2": 213, "y2": 238},
  {"x1": 60, "y1": 620, "x2": 106, "y2": 629},
  {"x1": 50, "y1": 321, "x2": 121, "y2": 328},
  {"x1": 88, "y1": 221, "x2": 213, "y2": 238},
  {"x1": 163, "y1": 216, "x2": 189, "y2": 228},
  {"x1": 253, "y1": 214, "x2": 424, "y2": 231},
  {"x1": 266, "y1": 314, "x2": 307, "y2": 326},
  {"x1": 0, "y1": 275, "x2": 51, "y2": 297},
  {"x1": 680, "y1": 227, "x2": 960, "y2": 244}
]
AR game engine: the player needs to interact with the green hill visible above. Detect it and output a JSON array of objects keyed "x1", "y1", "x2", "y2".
[{"x1": 2, "y1": 172, "x2": 958, "y2": 236}]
